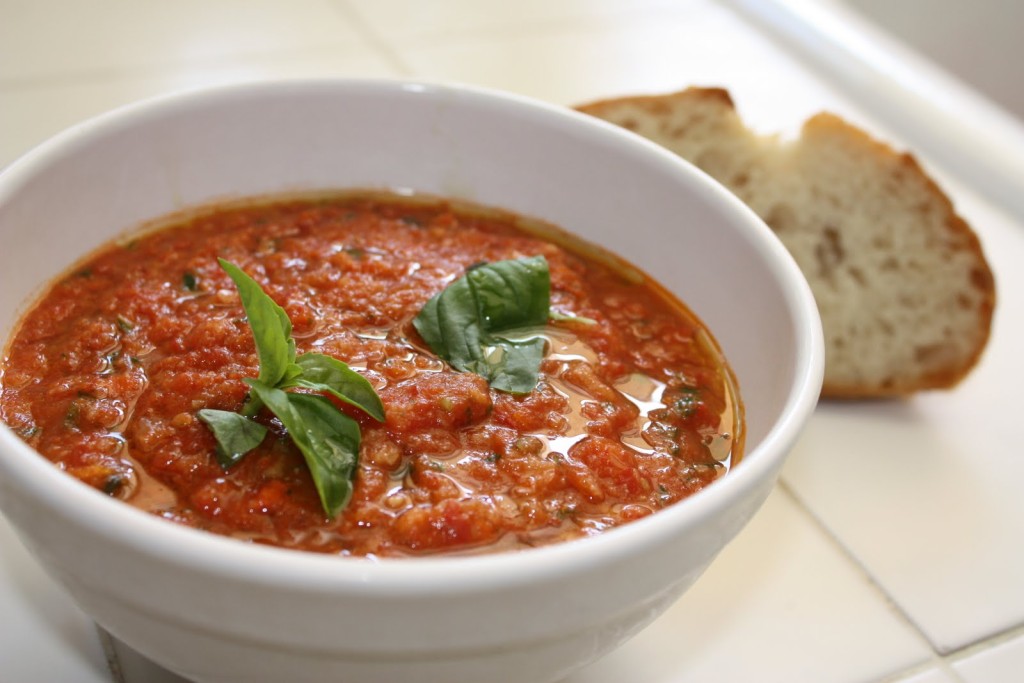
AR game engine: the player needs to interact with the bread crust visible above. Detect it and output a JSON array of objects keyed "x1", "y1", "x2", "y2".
[{"x1": 576, "y1": 88, "x2": 996, "y2": 398}]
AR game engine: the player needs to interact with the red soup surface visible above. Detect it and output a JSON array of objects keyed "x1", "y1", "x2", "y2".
[{"x1": 1, "y1": 193, "x2": 742, "y2": 557}]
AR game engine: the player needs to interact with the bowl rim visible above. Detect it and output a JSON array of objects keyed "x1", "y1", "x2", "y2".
[{"x1": 0, "y1": 78, "x2": 824, "y2": 596}]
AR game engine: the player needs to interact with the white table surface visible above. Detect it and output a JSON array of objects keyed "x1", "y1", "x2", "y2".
[{"x1": 2, "y1": 1, "x2": 1022, "y2": 681}]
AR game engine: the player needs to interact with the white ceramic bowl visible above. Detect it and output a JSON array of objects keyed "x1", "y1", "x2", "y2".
[{"x1": 0, "y1": 80, "x2": 822, "y2": 683}]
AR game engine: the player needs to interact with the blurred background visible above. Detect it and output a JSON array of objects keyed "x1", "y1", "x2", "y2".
[
  {"x1": 838, "y1": 0, "x2": 1024, "y2": 118},
  {"x1": 4, "y1": 0, "x2": 1023, "y2": 210}
]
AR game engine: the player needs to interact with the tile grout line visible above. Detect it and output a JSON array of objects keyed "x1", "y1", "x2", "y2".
[
  {"x1": 0, "y1": 41, "x2": 373, "y2": 93},
  {"x1": 775, "y1": 477, "x2": 965, "y2": 682},
  {"x1": 326, "y1": 0, "x2": 417, "y2": 77},
  {"x1": 783, "y1": 473, "x2": 1024, "y2": 677},
  {"x1": 877, "y1": 659, "x2": 961, "y2": 683},
  {"x1": 323, "y1": 1, "x2": 695, "y2": 60},
  {"x1": 941, "y1": 621, "x2": 1024, "y2": 672},
  {"x1": 96, "y1": 626, "x2": 127, "y2": 683}
]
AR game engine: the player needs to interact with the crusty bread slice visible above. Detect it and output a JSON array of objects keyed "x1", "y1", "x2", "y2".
[{"x1": 576, "y1": 87, "x2": 995, "y2": 398}]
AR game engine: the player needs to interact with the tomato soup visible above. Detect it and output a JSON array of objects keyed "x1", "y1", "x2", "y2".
[{"x1": 0, "y1": 193, "x2": 742, "y2": 556}]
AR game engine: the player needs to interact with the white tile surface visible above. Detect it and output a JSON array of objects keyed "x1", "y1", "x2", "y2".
[
  {"x1": 0, "y1": 47, "x2": 401, "y2": 169},
  {"x1": 394, "y1": 0, "x2": 843, "y2": 128},
  {"x1": 0, "y1": 0, "x2": 368, "y2": 83},
  {"x1": 781, "y1": 190, "x2": 1024, "y2": 654},
  {"x1": 345, "y1": 0, "x2": 682, "y2": 43},
  {"x1": 0, "y1": 516, "x2": 110, "y2": 683},
  {"x1": 567, "y1": 488, "x2": 933, "y2": 683},
  {"x1": 890, "y1": 667, "x2": 959, "y2": 683},
  {"x1": 2, "y1": 0, "x2": 1023, "y2": 681},
  {"x1": 954, "y1": 631, "x2": 1024, "y2": 683}
]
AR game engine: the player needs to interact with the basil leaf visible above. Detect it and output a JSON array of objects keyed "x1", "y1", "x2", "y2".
[
  {"x1": 466, "y1": 255, "x2": 550, "y2": 330},
  {"x1": 247, "y1": 381, "x2": 360, "y2": 517},
  {"x1": 240, "y1": 361, "x2": 303, "y2": 417},
  {"x1": 197, "y1": 408, "x2": 268, "y2": 467},
  {"x1": 487, "y1": 337, "x2": 546, "y2": 393},
  {"x1": 289, "y1": 353, "x2": 385, "y2": 422},
  {"x1": 413, "y1": 256, "x2": 550, "y2": 394},
  {"x1": 414, "y1": 283, "x2": 487, "y2": 377},
  {"x1": 198, "y1": 260, "x2": 385, "y2": 517},
  {"x1": 218, "y1": 258, "x2": 296, "y2": 387}
]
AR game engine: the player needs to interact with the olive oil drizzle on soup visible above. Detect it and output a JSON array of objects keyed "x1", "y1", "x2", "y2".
[{"x1": 0, "y1": 192, "x2": 742, "y2": 557}]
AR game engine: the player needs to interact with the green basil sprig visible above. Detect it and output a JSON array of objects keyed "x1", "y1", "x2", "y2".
[
  {"x1": 197, "y1": 259, "x2": 384, "y2": 517},
  {"x1": 413, "y1": 255, "x2": 555, "y2": 394}
]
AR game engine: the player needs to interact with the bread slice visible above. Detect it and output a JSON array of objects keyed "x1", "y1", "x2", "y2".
[{"x1": 576, "y1": 87, "x2": 995, "y2": 398}]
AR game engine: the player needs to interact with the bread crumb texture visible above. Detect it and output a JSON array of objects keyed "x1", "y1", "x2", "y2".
[{"x1": 577, "y1": 88, "x2": 995, "y2": 398}]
